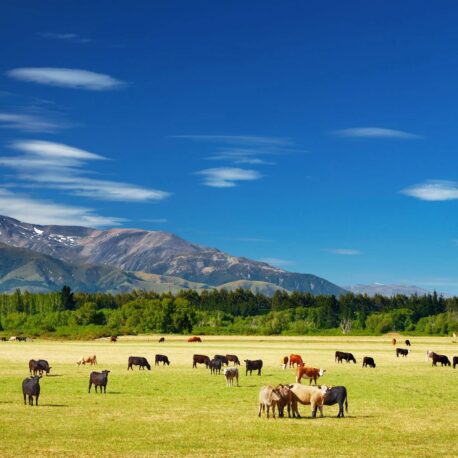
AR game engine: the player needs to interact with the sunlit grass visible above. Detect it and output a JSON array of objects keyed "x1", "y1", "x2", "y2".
[{"x1": 0, "y1": 335, "x2": 456, "y2": 457}]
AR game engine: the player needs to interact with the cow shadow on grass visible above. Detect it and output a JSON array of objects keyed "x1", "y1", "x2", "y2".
[
  {"x1": 42, "y1": 404, "x2": 68, "y2": 408},
  {"x1": 45, "y1": 374, "x2": 63, "y2": 378}
]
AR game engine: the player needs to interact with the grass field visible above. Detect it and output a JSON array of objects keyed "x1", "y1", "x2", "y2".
[{"x1": 0, "y1": 335, "x2": 456, "y2": 457}]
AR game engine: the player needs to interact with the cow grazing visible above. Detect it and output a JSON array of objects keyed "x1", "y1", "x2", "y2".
[
  {"x1": 296, "y1": 366, "x2": 326, "y2": 385},
  {"x1": 428, "y1": 351, "x2": 451, "y2": 367},
  {"x1": 226, "y1": 354, "x2": 240, "y2": 366},
  {"x1": 77, "y1": 355, "x2": 97, "y2": 366},
  {"x1": 158, "y1": 337, "x2": 165, "y2": 343},
  {"x1": 193, "y1": 354, "x2": 211, "y2": 368},
  {"x1": 258, "y1": 385, "x2": 281, "y2": 419},
  {"x1": 289, "y1": 354, "x2": 304, "y2": 368},
  {"x1": 209, "y1": 358, "x2": 222, "y2": 374},
  {"x1": 396, "y1": 348, "x2": 410, "y2": 358},
  {"x1": 22, "y1": 375, "x2": 41, "y2": 406},
  {"x1": 214, "y1": 355, "x2": 229, "y2": 366},
  {"x1": 323, "y1": 386, "x2": 348, "y2": 418},
  {"x1": 110, "y1": 336, "x2": 117, "y2": 343},
  {"x1": 0, "y1": 337, "x2": 6, "y2": 342},
  {"x1": 289, "y1": 383, "x2": 328, "y2": 418},
  {"x1": 223, "y1": 367, "x2": 239, "y2": 387},
  {"x1": 88, "y1": 370, "x2": 110, "y2": 393},
  {"x1": 274, "y1": 384, "x2": 292, "y2": 418},
  {"x1": 245, "y1": 359, "x2": 263, "y2": 376},
  {"x1": 17, "y1": 336, "x2": 27, "y2": 342},
  {"x1": 9, "y1": 336, "x2": 17, "y2": 341},
  {"x1": 281, "y1": 356, "x2": 289, "y2": 369},
  {"x1": 188, "y1": 336, "x2": 202, "y2": 343},
  {"x1": 391, "y1": 338, "x2": 397, "y2": 346},
  {"x1": 155, "y1": 354, "x2": 170, "y2": 366},
  {"x1": 362, "y1": 356, "x2": 376, "y2": 368},
  {"x1": 335, "y1": 351, "x2": 356, "y2": 364},
  {"x1": 29, "y1": 359, "x2": 51, "y2": 376},
  {"x1": 127, "y1": 356, "x2": 151, "y2": 370},
  {"x1": 453, "y1": 356, "x2": 457, "y2": 369},
  {"x1": 405, "y1": 339, "x2": 411, "y2": 346}
]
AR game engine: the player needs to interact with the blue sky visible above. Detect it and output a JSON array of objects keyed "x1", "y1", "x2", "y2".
[{"x1": 1, "y1": 1, "x2": 458, "y2": 293}]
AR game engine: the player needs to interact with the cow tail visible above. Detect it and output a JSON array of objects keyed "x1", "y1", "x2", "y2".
[{"x1": 345, "y1": 395, "x2": 348, "y2": 413}]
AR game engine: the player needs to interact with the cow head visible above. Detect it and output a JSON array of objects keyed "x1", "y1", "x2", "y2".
[
  {"x1": 102, "y1": 370, "x2": 110, "y2": 375},
  {"x1": 319, "y1": 368, "x2": 326, "y2": 376},
  {"x1": 320, "y1": 385, "x2": 328, "y2": 394}
]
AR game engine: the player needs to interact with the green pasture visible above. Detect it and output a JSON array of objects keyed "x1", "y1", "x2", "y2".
[{"x1": 0, "y1": 335, "x2": 456, "y2": 457}]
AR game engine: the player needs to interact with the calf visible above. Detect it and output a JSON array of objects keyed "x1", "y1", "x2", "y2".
[
  {"x1": 88, "y1": 370, "x2": 110, "y2": 393},
  {"x1": 223, "y1": 367, "x2": 239, "y2": 387},
  {"x1": 428, "y1": 351, "x2": 451, "y2": 367},
  {"x1": 226, "y1": 354, "x2": 240, "y2": 366},
  {"x1": 362, "y1": 356, "x2": 376, "y2": 368},
  {"x1": 244, "y1": 359, "x2": 263, "y2": 376},
  {"x1": 158, "y1": 337, "x2": 165, "y2": 343},
  {"x1": 127, "y1": 356, "x2": 151, "y2": 370},
  {"x1": 258, "y1": 385, "x2": 281, "y2": 419},
  {"x1": 391, "y1": 338, "x2": 397, "y2": 346},
  {"x1": 296, "y1": 366, "x2": 326, "y2": 385},
  {"x1": 155, "y1": 354, "x2": 170, "y2": 366},
  {"x1": 29, "y1": 359, "x2": 51, "y2": 376},
  {"x1": 289, "y1": 354, "x2": 304, "y2": 368},
  {"x1": 453, "y1": 356, "x2": 457, "y2": 369},
  {"x1": 335, "y1": 351, "x2": 356, "y2": 364},
  {"x1": 22, "y1": 375, "x2": 41, "y2": 406},
  {"x1": 274, "y1": 384, "x2": 292, "y2": 418},
  {"x1": 214, "y1": 355, "x2": 229, "y2": 366},
  {"x1": 281, "y1": 356, "x2": 288, "y2": 369},
  {"x1": 396, "y1": 348, "x2": 410, "y2": 358},
  {"x1": 405, "y1": 339, "x2": 411, "y2": 346},
  {"x1": 323, "y1": 385, "x2": 348, "y2": 418},
  {"x1": 77, "y1": 355, "x2": 97, "y2": 366},
  {"x1": 209, "y1": 358, "x2": 222, "y2": 374},
  {"x1": 193, "y1": 354, "x2": 211, "y2": 368},
  {"x1": 289, "y1": 383, "x2": 328, "y2": 418}
]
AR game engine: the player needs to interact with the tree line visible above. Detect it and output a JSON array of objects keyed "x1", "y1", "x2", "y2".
[{"x1": 0, "y1": 287, "x2": 457, "y2": 338}]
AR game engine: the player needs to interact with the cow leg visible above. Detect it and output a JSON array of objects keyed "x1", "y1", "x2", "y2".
[
  {"x1": 29, "y1": 395, "x2": 33, "y2": 406},
  {"x1": 258, "y1": 403, "x2": 262, "y2": 417},
  {"x1": 104, "y1": 385, "x2": 107, "y2": 394},
  {"x1": 36, "y1": 394, "x2": 39, "y2": 406},
  {"x1": 318, "y1": 405, "x2": 323, "y2": 417},
  {"x1": 88, "y1": 381, "x2": 92, "y2": 393},
  {"x1": 311, "y1": 403, "x2": 317, "y2": 418},
  {"x1": 23, "y1": 393, "x2": 26, "y2": 405}
]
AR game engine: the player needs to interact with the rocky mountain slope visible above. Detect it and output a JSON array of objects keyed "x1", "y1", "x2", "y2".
[{"x1": 0, "y1": 215, "x2": 346, "y2": 295}]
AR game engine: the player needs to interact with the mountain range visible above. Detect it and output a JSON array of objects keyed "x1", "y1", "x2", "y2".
[{"x1": 0, "y1": 215, "x2": 345, "y2": 295}]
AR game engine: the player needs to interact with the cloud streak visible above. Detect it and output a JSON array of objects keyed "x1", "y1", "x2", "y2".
[
  {"x1": 401, "y1": 180, "x2": 458, "y2": 201},
  {"x1": 325, "y1": 248, "x2": 362, "y2": 256},
  {"x1": 7, "y1": 68, "x2": 124, "y2": 90},
  {"x1": 335, "y1": 127, "x2": 420, "y2": 139},
  {"x1": 0, "y1": 140, "x2": 170, "y2": 202},
  {"x1": 259, "y1": 257, "x2": 294, "y2": 267},
  {"x1": 195, "y1": 167, "x2": 261, "y2": 187},
  {"x1": 0, "y1": 188, "x2": 122, "y2": 227},
  {"x1": 0, "y1": 112, "x2": 67, "y2": 133},
  {"x1": 39, "y1": 32, "x2": 91, "y2": 43}
]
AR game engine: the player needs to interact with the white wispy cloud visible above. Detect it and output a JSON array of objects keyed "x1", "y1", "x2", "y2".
[
  {"x1": 224, "y1": 236, "x2": 272, "y2": 243},
  {"x1": 7, "y1": 68, "x2": 124, "y2": 90},
  {"x1": 259, "y1": 257, "x2": 294, "y2": 267},
  {"x1": 0, "y1": 112, "x2": 67, "y2": 133},
  {"x1": 0, "y1": 188, "x2": 122, "y2": 227},
  {"x1": 142, "y1": 218, "x2": 168, "y2": 224},
  {"x1": 401, "y1": 180, "x2": 458, "y2": 201},
  {"x1": 195, "y1": 167, "x2": 261, "y2": 187},
  {"x1": 335, "y1": 127, "x2": 420, "y2": 139},
  {"x1": 325, "y1": 248, "x2": 362, "y2": 256},
  {"x1": 0, "y1": 140, "x2": 170, "y2": 202},
  {"x1": 172, "y1": 135, "x2": 292, "y2": 146},
  {"x1": 39, "y1": 32, "x2": 91, "y2": 44}
]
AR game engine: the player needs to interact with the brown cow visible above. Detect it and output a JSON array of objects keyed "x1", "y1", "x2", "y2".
[
  {"x1": 159, "y1": 337, "x2": 165, "y2": 343},
  {"x1": 290, "y1": 383, "x2": 328, "y2": 418},
  {"x1": 289, "y1": 354, "x2": 304, "y2": 368},
  {"x1": 296, "y1": 366, "x2": 326, "y2": 385},
  {"x1": 391, "y1": 338, "x2": 397, "y2": 346},
  {"x1": 77, "y1": 355, "x2": 97, "y2": 366},
  {"x1": 281, "y1": 356, "x2": 289, "y2": 369},
  {"x1": 188, "y1": 336, "x2": 202, "y2": 343},
  {"x1": 110, "y1": 336, "x2": 117, "y2": 343},
  {"x1": 192, "y1": 354, "x2": 210, "y2": 368}
]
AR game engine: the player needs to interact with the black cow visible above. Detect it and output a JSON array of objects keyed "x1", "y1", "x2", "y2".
[
  {"x1": 335, "y1": 351, "x2": 356, "y2": 364},
  {"x1": 155, "y1": 354, "x2": 170, "y2": 366},
  {"x1": 22, "y1": 375, "x2": 41, "y2": 406},
  {"x1": 323, "y1": 386, "x2": 348, "y2": 418},
  {"x1": 158, "y1": 337, "x2": 165, "y2": 343},
  {"x1": 244, "y1": 359, "x2": 263, "y2": 376},
  {"x1": 396, "y1": 348, "x2": 410, "y2": 358},
  {"x1": 193, "y1": 354, "x2": 211, "y2": 368},
  {"x1": 226, "y1": 354, "x2": 240, "y2": 365},
  {"x1": 1, "y1": 337, "x2": 7, "y2": 341},
  {"x1": 89, "y1": 370, "x2": 110, "y2": 393},
  {"x1": 17, "y1": 336, "x2": 27, "y2": 342},
  {"x1": 29, "y1": 359, "x2": 51, "y2": 376},
  {"x1": 362, "y1": 356, "x2": 376, "y2": 368},
  {"x1": 405, "y1": 339, "x2": 411, "y2": 346},
  {"x1": 209, "y1": 358, "x2": 222, "y2": 374},
  {"x1": 430, "y1": 352, "x2": 451, "y2": 367},
  {"x1": 127, "y1": 356, "x2": 151, "y2": 370},
  {"x1": 453, "y1": 356, "x2": 457, "y2": 369},
  {"x1": 214, "y1": 355, "x2": 229, "y2": 366}
]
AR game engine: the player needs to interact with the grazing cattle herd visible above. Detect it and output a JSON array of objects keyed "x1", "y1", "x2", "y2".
[{"x1": 2, "y1": 335, "x2": 456, "y2": 419}]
